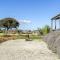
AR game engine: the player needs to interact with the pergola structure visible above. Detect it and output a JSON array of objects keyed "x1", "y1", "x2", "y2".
[{"x1": 51, "y1": 14, "x2": 60, "y2": 30}]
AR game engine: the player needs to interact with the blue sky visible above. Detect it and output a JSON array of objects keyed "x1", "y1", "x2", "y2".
[{"x1": 0, "y1": 0, "x2": 60, "y2": 30}]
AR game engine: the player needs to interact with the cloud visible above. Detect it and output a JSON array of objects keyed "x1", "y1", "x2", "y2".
[{"x1": 19, "y1": 20, "x2": 31, "y2": 24}]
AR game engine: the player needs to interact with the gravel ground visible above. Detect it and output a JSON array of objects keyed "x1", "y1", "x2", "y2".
[{"x1": 0, "y1": 39, "x2": 60, "y2": 60}]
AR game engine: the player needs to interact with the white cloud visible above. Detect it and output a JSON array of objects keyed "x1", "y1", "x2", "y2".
[{"x1": 19, "y1": 20, "x2": 31, "y2": 24}]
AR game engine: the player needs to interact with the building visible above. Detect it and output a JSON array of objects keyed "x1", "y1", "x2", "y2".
[{"x1": 51, "y1": 14, "x2": 60, "y2": 30}]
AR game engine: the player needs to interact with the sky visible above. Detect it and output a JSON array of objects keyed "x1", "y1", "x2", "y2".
[{"x1": 0, "y1": 0, "x2": 60, "y2": 30}]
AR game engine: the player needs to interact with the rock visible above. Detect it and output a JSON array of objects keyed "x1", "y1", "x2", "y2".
[{"x1": 43, "y1": 30, "x2": 60, "y2": 58}]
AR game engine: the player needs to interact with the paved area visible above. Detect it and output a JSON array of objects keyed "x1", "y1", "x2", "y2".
[{"x1": 0, "y1": 39, "x2": 59, "y2": 60}]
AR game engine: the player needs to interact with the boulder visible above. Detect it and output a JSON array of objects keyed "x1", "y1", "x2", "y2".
[{"x1": 43, "y1": 30, "x2": 60, "y2": 57}]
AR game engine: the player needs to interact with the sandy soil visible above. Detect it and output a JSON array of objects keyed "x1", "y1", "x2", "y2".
[{"x1": 0, "y1": 39, "x2": 59, "y2": 60}]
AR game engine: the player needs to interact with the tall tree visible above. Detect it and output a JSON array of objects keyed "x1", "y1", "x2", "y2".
[{"x1": 0, "y1": 17, "x2": 19, "y2": 31}]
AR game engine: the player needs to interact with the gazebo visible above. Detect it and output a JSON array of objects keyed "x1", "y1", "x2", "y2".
[{"x1": 51, "y1": 14, "x2": 60, "y2": 30}]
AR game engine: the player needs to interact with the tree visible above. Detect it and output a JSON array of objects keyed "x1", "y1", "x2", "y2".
[
  {"x1": 38, "y1": 28, "x2": 43, "y2": 35},
  {"x1": 38, "y1": 25, "x2": 50, "y2": 35},
  {"x1": 0, "y1": 17, "x2": 19, "y2": 31},
  {"x1": 43, "y1": 25, "x2": 50, "y2": 34}
]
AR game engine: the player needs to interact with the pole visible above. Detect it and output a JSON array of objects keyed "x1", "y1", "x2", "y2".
[
  {"x1": 55, "y1": 20, "x2": 56, "y2": 30},
  {"x1": 51, "y1": 20, "x2": 53, "y2": 30},
  {"x1": 59, "y1": 20, "x2": 60, "y2": 30}
]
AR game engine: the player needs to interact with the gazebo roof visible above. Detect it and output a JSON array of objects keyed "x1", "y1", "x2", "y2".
[{"x1": 51, "y1": 14, "x2": 60, "y2": 20}]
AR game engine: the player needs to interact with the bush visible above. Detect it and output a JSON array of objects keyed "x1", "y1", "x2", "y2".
[{"x1": 38, "y1": 25, "x2": 50, "y2": 35}]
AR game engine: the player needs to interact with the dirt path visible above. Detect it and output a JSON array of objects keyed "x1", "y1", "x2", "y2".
[{"x1": 0, "y1": 39, "x2": 59, "y2": 60}]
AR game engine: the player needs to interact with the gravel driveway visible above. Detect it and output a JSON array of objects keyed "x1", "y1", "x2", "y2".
[{"x1": 0, "y1": 39, "x2": 59, "y2": 60}]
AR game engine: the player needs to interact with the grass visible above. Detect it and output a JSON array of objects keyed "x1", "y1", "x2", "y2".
[
  {"x1": 16, "y1": 34, "x2": 43, "y2": 39},
  {"x1": 30, "y1": 35, "x2": 42, "y2": 39},
  {"x1": 0, "y1": 34, "x2": 43, "y2": 43}
]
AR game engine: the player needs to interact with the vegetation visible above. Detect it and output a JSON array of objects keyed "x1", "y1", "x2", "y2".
[
  {"x1": 0, "y1": 17, "x2": 51, "y2": 43},
  {"x1": 38, "y1": 25, "x2": 50, "y2": 35},
  {"x1": 0, "y1": 18, "x2": 19, "y2": 31}
]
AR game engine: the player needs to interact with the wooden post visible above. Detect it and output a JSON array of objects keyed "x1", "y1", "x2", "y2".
[
  {"x1": 51, "y1": 20, "x2": 53, "y2": 30},
  {"x1": 55, "y1": 20, "x2": 56, "y2": 30},
  {"x1": 59, "y1": 20, "x2": 60, "y2": 29}
]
